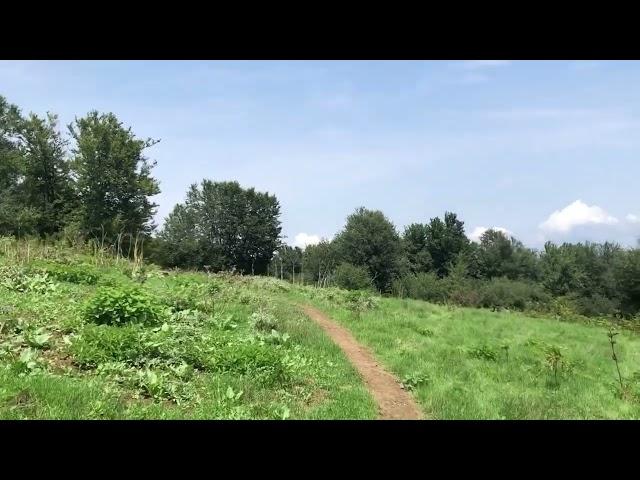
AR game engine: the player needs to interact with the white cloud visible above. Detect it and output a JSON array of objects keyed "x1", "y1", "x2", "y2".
[
  {"x1": 458, "y1": 60, "x2": 512, "y2": 70},
  {"x1": 292, "y1": 232, "x2": 321, "y2": 249},
  {"x1": 539, "y1": 200, "x2": 619, "y2": 234},
  {"x1": 626, "y1": 214, "x2": 640, "y2": 223},
  {"x1": 469, "y1": 226, "x2": 513, "y2": 242}
]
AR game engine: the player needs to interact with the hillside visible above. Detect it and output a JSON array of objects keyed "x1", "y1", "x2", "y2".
[
  {"x1": 2, "y1": 240, "x2": 639, "y2": 419},
  {"x1": 290, "y1": 289, "x2": 640, "y2": 419},
  {"x1": 0, "y1": 242, "x2": 376, "y2": 419}
]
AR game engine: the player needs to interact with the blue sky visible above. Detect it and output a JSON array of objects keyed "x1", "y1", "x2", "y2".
[{"x1": 1, "y1": 60, "x2": 639, "y2": 248}]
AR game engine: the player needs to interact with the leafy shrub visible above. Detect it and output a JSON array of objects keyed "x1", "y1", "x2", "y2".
[
  {"x1": 36, "y1": 262, "x2": 100, "y2": 285},
  {"x1": 393, "y1": 272, "x2": 448, "y2": 303},
  {"x1": 333, "y1": 263, "x2": 373, "y2": 291},
  {"x1": 467, "y1": 344, "x2": 498, "y2": 361},
  {"x1": 0, "y1": 266, "x2": 58, "y2": 294},
  {"x1": 410, "y1": 325, "x2": 434, "y2": 337},
  {"x1": 132, "y1": 368, "x2": 198, "y2": 404},
  {"x1": 84, "y1": 285, "x2": 163, "y2": 326},
  {"x1": 211, "y1": 312, "x2": 238, "y2": 331},
  {"x1": 401, "y1": 372, "x2": 430, "y2": 391},
  {"x1": 548, "y1": 296, "x2": 580, "y2": 319},
  {"x1": 71, "y1": 324, "x2": 149, "y2": 367},
  {"x1": 543, "y1": 344, "x2": 576, "y2": 386},
  {"x1": 344, "y1": 290, "x2": 379, "y2": 318},
  {"x1": 162, "y1": 279, "x2": 218, "y2": 313},
  {"x1": 212, "y1": 343, "x2": 290, "y2": 385},
  {"x1": 250, "y1": 310, "x2": 279, "y2": 332},
  {"x1": 479, "y1": 277, "x2": 550, "y2": 311},
  {"x1": 442, "y1": 276, "x2": 482, "y2": 307},
  {"x1": 574, "y1": 293, "x2": 620, "y2": 317}
]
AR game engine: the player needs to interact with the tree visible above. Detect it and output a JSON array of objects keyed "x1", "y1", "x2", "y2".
[
  {"x1": 156, "y1": 180, "x2": 282, "y2": 273},
  {"x1": 475, "y1": 229, "x2": 539, "y2": 281},
  {"x1": 333, "y1": 263, "x2": 373, "y2": 291},
  {"x1": 17, "y1": 112, "x2": 77, "y2": 236},
  {"x1": 303, "y1": 239, "x2": 340, "y2": 287},
  {"x1": 149, "y1": 203, "x2": 203, "y2": 269},
  {"x1": 616, "y1": 249, "x2": 640, "y2": 315},
  {"x1": 403, "y1": 223, "x2": 432, "y2": 273},
  {"x1": 424, "y1": 212, "x2": 469, "y2": 277},
  {"x1": 278, "y1": 245, "x2": 303, "y2": 282},
  {"x1": 69, "y1": 111, "x2": 160, "y2": 242},
  {"x1": 539, "y1": 242, "x2": 585, "y2": 296},
  {"x1": 334, "y1": 207, "x2": 404, "y2": 292},
  {"x1": 0, "y1": 95, "x2": 32, "y2": 236}
]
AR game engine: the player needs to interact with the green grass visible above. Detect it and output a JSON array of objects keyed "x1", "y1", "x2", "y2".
[
  {"x1": 5, "y1": 240, "x2": 640, "y2": 419},
  {"x1": 288, "y1": 290, "x2": 640, "y2": 419},
  {"x1": 0, "y1": 247, "x2": 376, "y2": 419}
]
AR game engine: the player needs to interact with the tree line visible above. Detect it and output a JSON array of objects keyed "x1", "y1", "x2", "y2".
[
  {"x1": 0, "y1": 95, "x2": 159, "y2": 247},
  {"x1": 2, "y1": 94, "x2": 639, "y2": 320},
  {"x1": 270, "y1": 207, "x2": 640, "y2": 319}
]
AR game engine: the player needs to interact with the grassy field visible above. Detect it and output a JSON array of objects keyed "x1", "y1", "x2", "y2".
[
  {"x1": 289, "y1": 288, "x2": 640, "y2": 419},
  {"x1": 3, "y1": 241, "x2": 640, "y2": 420},
  {"x1": 0, "y1": 244, "x2": 376, "y2": 419}
]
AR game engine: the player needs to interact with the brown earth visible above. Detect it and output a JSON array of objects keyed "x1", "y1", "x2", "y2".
[{"x1": 300, "y1": 304, "x2": 424, "y2": 420}]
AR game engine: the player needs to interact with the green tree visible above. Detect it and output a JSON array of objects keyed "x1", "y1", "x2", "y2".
[
  {"x1": 333, "y1": 263, "x2": 373, "y2": 291},
  {"x1": 616, "y1": 249, "x2": 640, "y2": 315},
  {"x1": 69, "y1": 111, "x2": 160, "y2": 242},
  {"x1": 0, "y1": 95, "x2": 32, "y2": 236},
  {"x1": 334, "y1": 207, "x2": 404, "y2": 292},
  {"x1": 156, "y1": 180, "x2": 282, "y2": 273},
  {"x1": 303, "y1": 239, "x2": 340, "y2": 286},
  {"x1": 17, "y1": 112, "x2": 77, "y2": 236},
  {"x1": 539, "y1": 242, "x2": 585, "y2": 296},
  {"x1": 150, "y1": 203, "x2": 203, "y2": 269},
  {"x1": 424, "y1": 212, "x2": 469, "y2": 277},
  {"x1": 476, "y1": 229, "x2": 539, "y2": 281},
  {"x1": 278, "y1": 245, "x2": 303, "y2": 282},
  {"x1": 403, "y1": 223, "x2": 432, "y2": 273}
]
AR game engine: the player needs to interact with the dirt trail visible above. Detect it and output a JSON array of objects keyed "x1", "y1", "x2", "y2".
[{"x1": 300, "y1": 304, "x2": 424, "y2": 420}]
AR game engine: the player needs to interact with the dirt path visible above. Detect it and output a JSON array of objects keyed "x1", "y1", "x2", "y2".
[{"x1": 300, "y1": 304, "x2": 423, "y2": 420}]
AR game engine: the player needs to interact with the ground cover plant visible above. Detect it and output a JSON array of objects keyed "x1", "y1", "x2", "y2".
[
  {"x1": 288, "y1": 286, "x2": 640, "y2": 419},
  {"x1": 0, "y1": 240, "x2": 375, "y2": 419}
]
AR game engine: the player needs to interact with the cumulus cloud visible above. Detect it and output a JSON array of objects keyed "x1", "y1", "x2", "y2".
[
  {"x1": 626, "y1": 214, "x2": 640, "y2": 223},
  {"x1": 293, "y1": 232, "x2": 321, "y2": 249},
  {"x1": 469, "y1": 226, "x2": 513, "y2": 243},
  {"x1": 539, "y1": 200, "x2": 619, "y2": 234}
]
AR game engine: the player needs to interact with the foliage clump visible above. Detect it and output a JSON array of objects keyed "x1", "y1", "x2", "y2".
[{"x1": 84, "y1": 285, "x2": 162, "y2": 326}]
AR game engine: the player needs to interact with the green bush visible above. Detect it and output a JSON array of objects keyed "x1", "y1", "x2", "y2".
[
  {"x1": 467, "y1": 344, "x2": 499, "y2": 361},
  {"x1": 392, "y1": 272, "x2": 448, "y2": 303},
  {"x1": 344, "y1": 290, "x2": 379, "y2": 318},
  {"x1": 250, "y1": 310, "x2": 279, "y2": 332},
  {"x1": 442, "y1": 275, "x2": 482, "y2": 307},
  {"x1": 212, "y1": 343, "x2": 290, "y2": 385},
  {"x1": 84, "y1": 285, "x2": 163, "y2": 326},
  {"x1": 71, "y1": 323, "x2": 149, "y2": 367},
  {"x1": 162, "y1": 280, "x2": 219, "y2": 313},
  {"x1": 333, "y1": 263, "x2": 373, "y2": 291},
  {"x1": 36, "y1": 262, "x2": 100, "y2": 285},
  {"x1": 478, "y1": 277, "x2": 550, "y2": 311},
  {"x1": 574, "y1": 293, "x2": 620, "y2": 317},
  {"x1": 0, "y1": 266, "x2": 58, "y2": 294}
]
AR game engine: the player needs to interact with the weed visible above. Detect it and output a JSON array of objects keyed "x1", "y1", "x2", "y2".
[
  {"x1": 401, "y1": 372, "x2": 430, "y2": 391},
  {"x1": 84, "y1": 285, "x2": 162, "y2": 326},
  {"x1": 467, "y1": 345, "x2": 498, "y2": 362},
  {"x1": 250, "y1": 310, "x2": 279, "y2": 332},
  {"x1": 607, "y1": 327, "x2": 625, "y2": 394}
]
